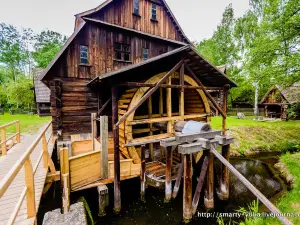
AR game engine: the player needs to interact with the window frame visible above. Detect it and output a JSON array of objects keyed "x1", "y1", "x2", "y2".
[
  {"x1": 151, "y1": 3, "x2": 157, "y2": 21},
  {"x1": 114, "y1": 42, "x2": 131, "y2": 62},
  {"x1": 143, "y1": 48, "x2": 149, "y2": 60},
  {"x1": 80, "y1": 45, "x2": 89, "y2": 65},
  {"x1": 133, "y1": 0, "x2": 140, "y2": 16}
]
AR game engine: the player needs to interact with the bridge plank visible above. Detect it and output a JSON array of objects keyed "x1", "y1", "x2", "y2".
[{"x1": 0, "y1": 123, "x2": 54, "y2": 225}]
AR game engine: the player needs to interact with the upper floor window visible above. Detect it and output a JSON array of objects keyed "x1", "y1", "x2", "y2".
[
  {"x1": 143, "y1": 48, "x2": 149, "y2": 60},
  {"x1": 80, "y1": 45, "x2": 88, "y2": 64},
  {"x1": 133, "y1": 0, "x2": 139, "y2": 15},
  {"x1": 151, "y1": 3, "x2": 157, "y2": 20},
  {"x1": 114, "y1": 43, "x2": 131, "y2": 62}
]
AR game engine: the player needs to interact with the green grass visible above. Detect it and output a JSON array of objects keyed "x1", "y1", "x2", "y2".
[
  {"x1": 210, "y1": 117, "x2": 300, "y2": 155},
  {"x1": 0, "y1": 113, "x2": 50, "y2": 134}
]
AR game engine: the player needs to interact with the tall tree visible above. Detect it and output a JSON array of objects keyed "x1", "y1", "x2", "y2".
[
  {"x1": 0, "y1": 23, "x2": 27, "y2": 81},
  {"x1": 32, "y1": 30, "x2": 66, "y2": 68}
]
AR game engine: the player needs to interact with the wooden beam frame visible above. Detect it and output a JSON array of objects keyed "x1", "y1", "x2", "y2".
[
  {"x1": 185, "y1": 64, "x2": 227, "y2": 118},
  {"x1": 98, "y1": 98, "x2": 111, "y2": 116},
  {"x1": 115, "y1": 60, "x2": 184, "y2": 128}
]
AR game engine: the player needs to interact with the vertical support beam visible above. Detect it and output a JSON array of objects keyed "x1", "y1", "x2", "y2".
[
  {"x1": 172, "y1": 157, "x2": 184, "y2": 199},
  {"x1": 165, "y1": 146, "x2": 172, "y2": 201},
  {"x1": 159, "y1": 88, "x2": 164, "y2": 159},
  {"x1": 100, "y1": 116, "x2": 108, "y2": 179},
  {"x1": 219, "y1": 84, "x2": 230, "y2": 200},
  {"x1": 148, "y1": 96, "x2": 154, "y2": 161},
  {"x1": 112, "y1": 87, "x2": 121, "y2": 213},
  {"x1": 179, "y1": 64, "x2": 185, "y2": 117},
  {"x1": 166, "y1": 76, "x2": 172, "y2": 133},
  {"x1": 222, "y1": 85, "x2": 229, "y2": 136},
  {"x1": 91, "y1": 113, "x2": 97, "y2": 151},
  {"x1": 24, "y1": 158, "x2": 36, "y2": 218},
  {"x1": 183, "y1": 154, "x2": 192, "y2": 222},
  {"x1": 205, "y1": 150, "x2": 214, "y2": 209},
  {"x1": 1, "y1": 128, "x2": 6, "y2": 156},
  {"x1": 140, "y1": 144, "x2": 146, "y2": 201},
  {"x1": 16, "y1": 121, "x2": 20, "y2": 143},
  {"x1": 42, "y1": 134, "x2": 48, "y2": 168},
  {"x1": 60, "y1": 147, "x2": 70, "y2": 213},
  {"x1": 192, "y1": 154, "x2": 209, "y2": 215}
]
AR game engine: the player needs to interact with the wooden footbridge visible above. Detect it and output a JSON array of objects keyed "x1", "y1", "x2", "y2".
[{"x1": 0, "y1": 121, "x2": 57, "y2": 225}]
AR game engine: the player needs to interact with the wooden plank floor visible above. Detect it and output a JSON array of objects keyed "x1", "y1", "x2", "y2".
[{"x1": 0, "y1": 124, "x2": 54, "y2": 225}]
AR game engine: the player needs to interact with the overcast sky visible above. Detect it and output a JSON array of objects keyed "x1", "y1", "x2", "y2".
[{"x1": 0, "y1": 0, "x2": 249, "y2": 42}]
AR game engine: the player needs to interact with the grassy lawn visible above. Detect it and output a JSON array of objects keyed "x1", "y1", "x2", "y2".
[
  {"x1": 210, "y1": 117, "x2": 300, "y2": 155},
  {"x1": 0, "y1": 113, "x2": 50, "y2": 134}
]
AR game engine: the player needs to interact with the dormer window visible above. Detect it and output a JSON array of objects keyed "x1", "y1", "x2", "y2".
[
  {"x1": 80, "y1": 45, "x2": 88, "y2": 64},
  {"x1": 133, "y1": 0, "x2": 139, "y2": 15},
  {"x1": 151, "y1": 3, "x2": 157, "y2": 21}
]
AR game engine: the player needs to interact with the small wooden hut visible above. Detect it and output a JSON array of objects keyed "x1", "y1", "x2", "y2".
[
  {"x1": 33, "y1": 68, "x2": 51, "y2": 116},
  {"x1": 260, "y1": 83, "x2": 300, "y2": 119}
]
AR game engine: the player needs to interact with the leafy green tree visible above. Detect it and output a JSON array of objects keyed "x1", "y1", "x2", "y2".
[
  {"x1": 0, "y1": 23, "x2": 27, "y2": 81},
  {"x1": 6, "y1": 76, "x2": 34, "y2": 108},
  {"x1": 32, "y1": 30, "x2": 66, "y2": 68}
]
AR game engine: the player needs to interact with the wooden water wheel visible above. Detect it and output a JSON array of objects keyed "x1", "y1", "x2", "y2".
[{"x1": 117, "y1": 72, "x2": 211, "y2": 164}]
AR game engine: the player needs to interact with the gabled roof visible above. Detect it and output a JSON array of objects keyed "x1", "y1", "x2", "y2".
[
  {"x1": 75, "y1": 0, "x2": 191, "y2": 44},
  {"x1": 33, "y1": 68, "x2": 50, "y2": 103},
  {"x1": 40, "y1": 22, "x2": 86, "y2": 81},
  {"x1": 88, "y1": 45, "x2": 238, "y2": 88},
  {"x1": 260, "y1": 83, "x2": 300, "y2": 104}
]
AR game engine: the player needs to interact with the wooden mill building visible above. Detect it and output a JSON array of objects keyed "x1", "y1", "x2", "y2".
[
  {"x1": 40, "y1": 0, "x2": 238, "y2": 221},
  {"x1": 260, "y1": 83, "x2": 300, "y2": 120}
]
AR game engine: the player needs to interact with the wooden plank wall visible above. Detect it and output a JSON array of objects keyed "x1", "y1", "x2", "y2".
[
  {"x1": 50, "y1": 78, "x2": 98, "y2": 139},
  {"x1": 89, "y1": 0, "x2": 185, "y2": 42},
  {"x1": 48, "y1": 23, "x2": 179, "y2": 80}
]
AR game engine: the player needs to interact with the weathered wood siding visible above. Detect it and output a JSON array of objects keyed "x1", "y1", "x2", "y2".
[
  {"x1": 87, "y1": 0, "x2": 185, "y2": 42},
  {"x1": 49, "y1": 78, "x2": 98, "y2": 138},
  {"x1": 47, "y1": 23, "x2": 180, "y2": 80}
]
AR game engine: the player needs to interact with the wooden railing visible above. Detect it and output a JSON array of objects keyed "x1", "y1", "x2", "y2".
[
  {"x1": 0, "y1": 121, "x2": 53, "y2": 225},
  {"x1": 0, "y1": 120, "x2": 20, "y2": 155}
]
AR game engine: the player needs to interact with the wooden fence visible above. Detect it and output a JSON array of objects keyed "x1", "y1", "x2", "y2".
[
  {"x1": 0, "y1": 120, "x2": 20, "y2": 156},
  {"x1": 228, "y1": 108, "x2": 264, "y2": 116},
  {"x1": 0, "y1": 122, "x2": 53, "y2": 224}
]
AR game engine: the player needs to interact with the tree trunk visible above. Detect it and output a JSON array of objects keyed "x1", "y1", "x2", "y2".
[{"x1": 254, "y1": 82, "x2": 259, "y2": 118}]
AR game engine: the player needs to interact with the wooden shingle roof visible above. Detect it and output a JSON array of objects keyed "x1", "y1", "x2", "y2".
[
  {"x1": 260, "y1": 83, "x2": 300, "y2": 104},
  {"x1": 33, "y1": 68, "x2": 50, "y2": 103}
]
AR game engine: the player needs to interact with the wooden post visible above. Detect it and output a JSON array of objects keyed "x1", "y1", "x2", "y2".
[
  {"x1": 166, "y1": 76, "x2": 172, "y2": 133},
  {"x1": 172, "y1": 157, "x2": 184, "y2": 198},
  {"x1": 60, "y1": 147, "x2": 70, "y2": 213},
  {"x1": 42, "y1": 134, "x2": 48, "y2": 168},
  {"x1": 24, "y1": 157, "x2": 36, "y2": 218},
  {"x1": 112, "y1": 87, "x2": 121, "y2": 213},
  {"x1": 100, "y1": 116, "x2": 108, "y2": 179},
  {"x1": 159, "y1": 88, "x2": 164, "y2": 159},
  {"x1": 179, "y1": 63, "x2": 184, "y2": 117},
  {"x1": 91, "y1": 113, "x2": 97, "y2": 151},
  {"x1": 183, "y1": 154, "x2": 192, "y2": 222},
  {"x1": 16, "y1": 121, "x2": 20, "y2": 143},
  {"x1": 1, "y1": 128, "x2": 6, "y2": 156},
  {"x1": 205, "y1": 150, "x2": 214, "y2": 209},
  {"x1": 192, "y1": 154, "x2": 209, "y2": 215},
  {"x1": 148, "y1": 96, "x2": 154, "y2": 161},
  {"x1": 165, "y1": 146, "x2": 172, "y2": 201},
  {"x1": 140, "y1": 144, "x2": 146, "y2": 201},
  {"x1": 219, "y1": 84, "x2": 230, "y2": 200},
  {"x1": 98, "y1": 185, "x2": 108, "y2": 216}
]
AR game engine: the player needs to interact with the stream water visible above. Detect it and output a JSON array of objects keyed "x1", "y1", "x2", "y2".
[{"x1": 37, "y1": 156, "x2": 287, "y2": 225}]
